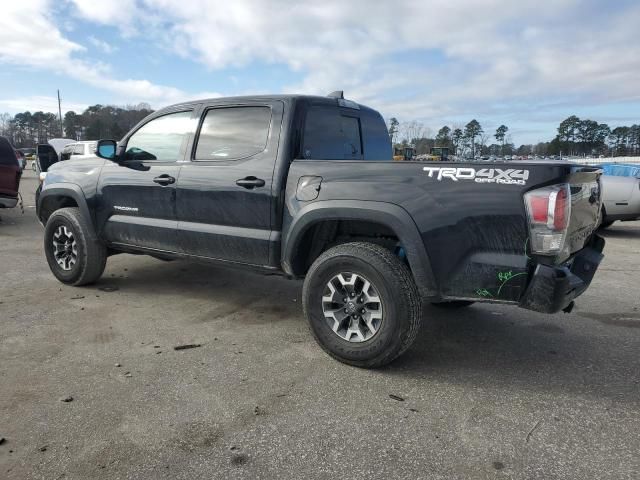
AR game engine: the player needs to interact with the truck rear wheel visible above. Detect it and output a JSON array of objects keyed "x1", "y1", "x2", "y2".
[
  {"x1": 302, "y1": 242, "x2": 422, "y2": 368},
  {"x1": 44, "y1": 207, "x2": 107, "y2": 286}
]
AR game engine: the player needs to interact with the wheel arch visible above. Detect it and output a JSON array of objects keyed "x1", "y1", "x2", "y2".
[
  {"x1": 282, "y1": 200, "x2": 439, "y2": 298},
  {"x1": 38, "y1": 184, "x2": 95, "y2": 235}
]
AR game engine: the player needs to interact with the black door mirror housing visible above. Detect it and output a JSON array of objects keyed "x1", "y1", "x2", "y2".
[{"x1": 95, "y1": 139, "x2": 117, "y2": 160}]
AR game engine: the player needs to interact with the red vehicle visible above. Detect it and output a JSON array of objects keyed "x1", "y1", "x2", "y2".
[{"x1": 0, "y1": 136, "x2": 22, "y2": 209}]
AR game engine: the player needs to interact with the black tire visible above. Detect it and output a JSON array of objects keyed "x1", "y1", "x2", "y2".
[
  {"x1": 44, "y1": 207, "x2": 107, "y2": 286},
  {"x1": 302, "y1": 242, "x2": 422, "y2": 368},
  {"x1": 599, "y1": 220, "x2": 615, "y2": 230},
  {"x1": 431, "y1": 300, "x2": 475, "y2": 309}
]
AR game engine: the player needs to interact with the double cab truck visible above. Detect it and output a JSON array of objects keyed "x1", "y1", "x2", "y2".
[{"x1": 37, "y1": 92, "x2": 605, "y2": 367}]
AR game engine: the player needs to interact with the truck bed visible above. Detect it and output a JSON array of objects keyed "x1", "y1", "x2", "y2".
[{"x1": 284, "y1": 160, "x2": 602, "y2": 305}]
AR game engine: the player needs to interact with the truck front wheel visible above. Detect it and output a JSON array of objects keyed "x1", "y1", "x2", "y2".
[
  {"x1": 302, "y1": 242, "x2": 422, "y2": 368},
  {"x1": 44, "y1": 207, "x2": 107, "y2": 286}
]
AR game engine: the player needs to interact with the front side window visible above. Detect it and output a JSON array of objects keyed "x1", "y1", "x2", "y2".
[
  {"x1": 125, "y1": 111, "x2": 193, "y2": 162},
  {"x1": 195, "y1": 106, "x2": 271, "y2": 161}
]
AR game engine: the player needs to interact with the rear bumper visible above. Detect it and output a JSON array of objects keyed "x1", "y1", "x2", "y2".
[
  {"x1": 519, "y1": 235, "x2": 605, "y2": 314},
  {"x1": 0, "y1": 194, "x2": 18, "y2": 208}
]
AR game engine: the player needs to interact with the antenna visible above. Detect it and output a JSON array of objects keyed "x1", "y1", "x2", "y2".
[
  {"x1": 327, "y1": 90, "x2": 344, "y2": 99},
  {"x1": 57, "y1": 89, "x2": 63, "y2": 137}
]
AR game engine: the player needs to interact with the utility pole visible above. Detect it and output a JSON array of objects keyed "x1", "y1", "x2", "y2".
[{"x1": 57, "y1": 89, "x2": 63, "y2": 137}]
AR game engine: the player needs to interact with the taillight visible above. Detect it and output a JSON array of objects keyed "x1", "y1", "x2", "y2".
[
  {"x1": 551, "y1": 187, "x2": 569, "y2": 230},
  {"x1": 524, "y1": 184, "x2": 571, "y2": 255}
]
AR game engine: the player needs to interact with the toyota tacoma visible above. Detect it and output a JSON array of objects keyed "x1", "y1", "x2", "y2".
[{"x1": 37, "y1": 92, "x2": 605, "y2": 367}]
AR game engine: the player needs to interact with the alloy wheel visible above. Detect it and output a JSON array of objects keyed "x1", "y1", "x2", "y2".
[
  {"x1": 52, "y1": 225, "x2": 78, "y2": 271},
  {"x1": 321, "y1": 272, "x2": 383, "y2": 342}
]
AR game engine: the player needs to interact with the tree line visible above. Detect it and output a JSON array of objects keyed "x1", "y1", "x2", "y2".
[
  {"x1": 1, "y1": 103, "x2": 636, "y2": 157},
  {"x1": 388, "y1": 117, "x2": 515, "y2": 157},
  {"x1": 0, "y1": 104, "x2": 154, "y2": 148},
  {"x1": 388, "y1": 116, "x2": 640, "y2": 158}
]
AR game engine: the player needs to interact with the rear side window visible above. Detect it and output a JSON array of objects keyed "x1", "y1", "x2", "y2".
[
  {"x1": 125, "y1": 111, "x2": 193, "y2": 162},
  {"x1": 360, "y1": 109, "x2": 392, "y2": 160},
  {"x1": 302, "y1": 106, "x2": 363, "y2": 160},
  {"x1": 195, "y1": 106, "x2": 271, "y2": 161}
]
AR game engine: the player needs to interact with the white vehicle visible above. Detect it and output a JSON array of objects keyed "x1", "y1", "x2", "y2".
[
  {"x1": 600, "y1": 175, "x2": 640, "y2": 228},
  {"x1": 34, "y1": 138, "x2": 75, "y2": 174},
  {"x1": 60, "y1": 141, "x2": 98, "y2": 161}
]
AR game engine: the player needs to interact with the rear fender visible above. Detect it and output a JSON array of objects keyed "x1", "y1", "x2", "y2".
[{"x1": 282, "y1": 200, "x2": 439, "y2": 298}]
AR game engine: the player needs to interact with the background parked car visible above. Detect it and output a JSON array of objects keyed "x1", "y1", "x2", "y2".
[
  {"x1": 0, "y1": 136, "x2": 22, "y2": 209},
  {"x1": 600, "y1": 174, "x2": 640, "y2": 228},
  {"x1": 34, "y1": 138, "x2": 75, "y2": 174},
  {"x1": 14, "y1": 149, "x2": 26, "y2": 170},
  {"x1": 60, "y1": 141, "x2": 97, "y2": 161}
]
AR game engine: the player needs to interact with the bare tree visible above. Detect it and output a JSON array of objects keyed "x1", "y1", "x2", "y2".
[
  {"x1": 479, "y1": 132, "x2": 490, "y2": 155},
  {"x1": 0, "y1": 112, "x2": 10, "y2": 136},
  {"x1": 399, "y1": 120, "x2": 427, "y2": 144}
]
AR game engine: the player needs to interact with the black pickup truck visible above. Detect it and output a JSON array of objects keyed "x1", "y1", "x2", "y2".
[{"x1": 37, "y1": 92, "x2": 605, "y2": 367}]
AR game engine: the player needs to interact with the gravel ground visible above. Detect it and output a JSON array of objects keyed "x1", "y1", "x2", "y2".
[{"x1": 1, "y1": 170, "x2": 639, "y2": 479}]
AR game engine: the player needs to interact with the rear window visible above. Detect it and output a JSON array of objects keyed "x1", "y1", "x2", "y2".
[
  {"x1": 195, "y1": 106, "x2": 271, "y2": 161},
  {"x1": 302, "y1": 106, "x2": 363, "y2": 160}
]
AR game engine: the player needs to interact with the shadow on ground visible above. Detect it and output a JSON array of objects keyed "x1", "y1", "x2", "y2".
[
  {"x1": 598, "y1": 224, "x2": 640, "y2": 239},
  {"x1": 83, "y1": 256, "x2": 640, "y2": 407}
]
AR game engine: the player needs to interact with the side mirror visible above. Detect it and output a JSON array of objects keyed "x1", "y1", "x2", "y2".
[{"x1": 96, "y1": 139, "x2": 117, "y2": 160}]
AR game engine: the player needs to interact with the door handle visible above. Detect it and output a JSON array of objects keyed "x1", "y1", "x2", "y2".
[
  {"x1": 236, "y1": 176, "x2": 266, "y2": 189},
  {"x1": 153, "y1": 174, "x2": 175, "y2": 186}
]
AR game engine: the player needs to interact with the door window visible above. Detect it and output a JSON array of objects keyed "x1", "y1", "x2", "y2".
[
  {"x1": 125, "y1": 111, "x2": 193, "y2": 162},
  {"x1": 195, "y1": 106, "x2": 271, "y2": 161}
]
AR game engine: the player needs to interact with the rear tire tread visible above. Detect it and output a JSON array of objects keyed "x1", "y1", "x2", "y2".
[{"x1": 303, "y1": 242, "x2": 422, "y2": 368}]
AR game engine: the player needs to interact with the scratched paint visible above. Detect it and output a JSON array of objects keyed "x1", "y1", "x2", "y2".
[{"x1": 475, "y1": 270, "x2": 528, "y2": 299}]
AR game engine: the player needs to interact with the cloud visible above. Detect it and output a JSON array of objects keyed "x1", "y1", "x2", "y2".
[
  {"x1": 71, "y1": 0, "x2": 141, "y2": 34},
  {"x1": 0, "y1": 0, "x2": 218, "y2": 108},
  {"x1": 88, "y1": 36, "x2": 117, "y2": 54},
  {"x1": 2, "y1": 0, "x2": 639, "y2": 142},
  {"x1": 0, "y1": 95, "x2": 88, "y2": 114},
  {"x1": 66, "y1": 0, "x2": 640, "y2": 128},
  {"x1": 0, "y1": 0, "x2": 84, "y2": 66}
]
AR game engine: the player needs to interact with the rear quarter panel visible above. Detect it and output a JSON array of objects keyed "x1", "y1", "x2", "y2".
[{"x1": 284, "y1": 160, "x2": 588, "y2": 303}]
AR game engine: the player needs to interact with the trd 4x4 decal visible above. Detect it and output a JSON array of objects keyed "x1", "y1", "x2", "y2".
[{"x1": 423, "y1": 167, "x2": 530, "y2": 185}]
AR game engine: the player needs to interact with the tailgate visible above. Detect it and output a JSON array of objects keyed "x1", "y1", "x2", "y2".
[
  {"x1": 566, "y1": 166, "x2": 602, "y2": 254},
  {"x1": 0, "y1": 165, "x2": 20, "y2": 196}
]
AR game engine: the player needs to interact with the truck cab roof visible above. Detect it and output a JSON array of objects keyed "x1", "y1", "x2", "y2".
[{"x1": 162, "y1": 93, "x2": 371, "y2": 113}]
